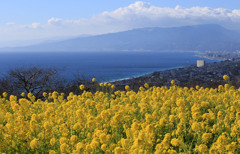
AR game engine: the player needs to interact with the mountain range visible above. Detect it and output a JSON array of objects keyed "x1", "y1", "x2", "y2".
[{"x1": 1, "y1": 24, "x2": 240, "y2": 52}]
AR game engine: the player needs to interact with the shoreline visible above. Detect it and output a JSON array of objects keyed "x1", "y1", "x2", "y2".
[
  {"x1": 112, "y1": 57, "x2": 240, "y2": 89},
  {"x1": 194, "y1": 52, "x2": 223, "y2": 61},
  {"x1": 109, "y1": 53, "x2": 220, "y2": 83},
  {"x1": 108, "y1": 66, "x2": 184, "y2": 83},
  {"x1": 196, "y1": 54, "x2": 227, "y2": 61}
]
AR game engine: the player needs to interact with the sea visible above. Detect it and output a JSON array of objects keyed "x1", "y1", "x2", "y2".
[{"x1": 0, "y1": 51, "x2": 219, "y2": 82}]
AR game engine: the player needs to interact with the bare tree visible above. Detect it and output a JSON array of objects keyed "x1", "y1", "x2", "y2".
[
  {"x1": 0, "y1": 66, "x2": 100, "y2": 97},
  {"x1": 2, "y1": 66, "x2": 58, "y2": 97}
]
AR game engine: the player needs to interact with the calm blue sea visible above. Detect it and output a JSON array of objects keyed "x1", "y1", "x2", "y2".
[{"x1": 0, "y1": 52, "x2": 218, "y2": 82}]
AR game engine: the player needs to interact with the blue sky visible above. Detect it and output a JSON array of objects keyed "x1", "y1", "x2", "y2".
[
  {"x1": 0, "y1": 0, "x2": 240, "y2": 47},
  {"x1": 1, "y1": 0, "x2": 239, "y2": 25}
]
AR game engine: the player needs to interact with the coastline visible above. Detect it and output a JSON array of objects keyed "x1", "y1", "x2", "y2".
[
  {"x1": 108, "y1": 66, "x2": 184, "y2": 83},
  {"x1": 111, "y1": 57, "x2": 240, "y2": 89},
  {"x1": 109, "y1": 52, "x2": 220, "y2": 83},
  {"x1": 193, "y1": 52, "x2": 223, "y2": 61}
]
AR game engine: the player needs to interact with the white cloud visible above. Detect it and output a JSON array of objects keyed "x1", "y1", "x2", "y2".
[
  {"x1": 1, "y1": 1, "x2": 240, "y2": 47},
  {"x1": 48, "y1": 18, "x2": 63, "y2": 25},
  {"x1": 64, "y1": 1, "x2": 240, "y2": 31},
  {"x1": 92, "y1": 2, "x2": 240, "y2": 29}
]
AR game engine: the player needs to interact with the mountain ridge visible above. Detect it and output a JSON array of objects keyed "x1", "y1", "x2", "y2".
[{"x1": 1, "y1": 24, "x2": 240, "y2": 52}]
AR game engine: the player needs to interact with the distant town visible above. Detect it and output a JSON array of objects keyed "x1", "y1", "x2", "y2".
[{"x1": 197, "y1": 50, "x2": 240, "y2": 60}]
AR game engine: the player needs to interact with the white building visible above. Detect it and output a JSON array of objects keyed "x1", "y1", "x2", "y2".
[{"x1": 197, "y1": 60, "x2": 205, "y2": 67}]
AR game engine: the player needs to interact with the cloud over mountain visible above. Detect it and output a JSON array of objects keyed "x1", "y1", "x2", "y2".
[{"x1": 1, "y1": 1, "x2": 240, "y2": 47}]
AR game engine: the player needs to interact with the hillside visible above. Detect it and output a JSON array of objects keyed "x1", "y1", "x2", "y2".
[
  {"x1": 112, "y1": 58, "x2": 240, "y2": 90},
  {"x1": 1, "y1": 73, "x2": 240, "y2": 153}
]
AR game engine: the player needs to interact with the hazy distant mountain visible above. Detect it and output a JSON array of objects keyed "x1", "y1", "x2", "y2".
[
  {"x1": 1, "y1": 24, "x2": 240, "y2": 52},
  {"x1": 0, "y1": 34, "x2": 91, "y2": 48}
]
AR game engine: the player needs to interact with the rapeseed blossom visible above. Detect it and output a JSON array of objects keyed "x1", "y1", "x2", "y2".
[
  {"x1": 125, "y1": 85, "x2": 130, "y2": 91},
  {"x1": 223, "y1": 75, "x2": 230, "y2": 81},
  {"x1": 79, "y1": 84, "x2": 85, "y2": 90},
  {"x1": 0, "y1": 77, "x2": 240, "y2": 153}
]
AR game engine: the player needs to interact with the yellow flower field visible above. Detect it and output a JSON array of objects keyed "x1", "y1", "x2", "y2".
[{"x1": 0, "y1": 77, "x2": 239, "y2": 153}]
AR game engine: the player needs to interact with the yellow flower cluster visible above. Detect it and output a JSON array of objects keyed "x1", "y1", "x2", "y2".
[
  {"x1": 0, "y1": 81, "x2": 240, "y2": 153},
  {"x1": 223, "y1": 75, "x2": 230, "y2": 81}
]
